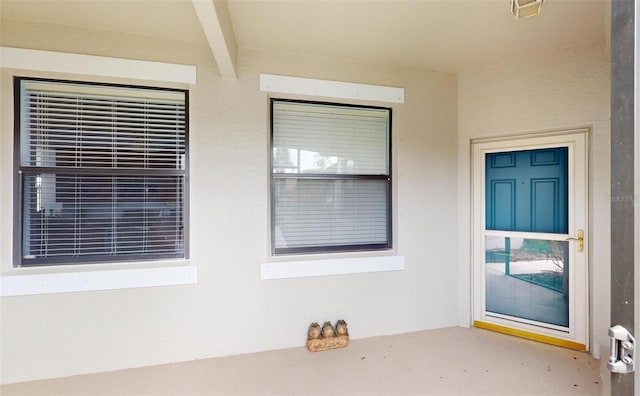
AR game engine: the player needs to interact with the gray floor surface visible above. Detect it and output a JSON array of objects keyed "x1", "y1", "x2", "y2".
[{"x1": 1, "y1": 327, "x2": 603, "y2": 396}]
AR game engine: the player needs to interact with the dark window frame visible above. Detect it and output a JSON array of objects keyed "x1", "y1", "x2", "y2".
[
  {"x1": 270, "y1": 98, "x2": 393, "y2": 255},
  {"x1": 13, "y1": 76, "x2": 190, "y2": 267}
]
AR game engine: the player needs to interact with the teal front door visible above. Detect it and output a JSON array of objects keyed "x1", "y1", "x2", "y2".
[
  {"x1": 473, "y1": 132, "x2": 588, "y2": 350},
  {"x1": 485, "y1": 148, "x2": 569, "y2": 327},
  {"x1": 486, "y1": 148, "x2": 568, "y2": 234}
]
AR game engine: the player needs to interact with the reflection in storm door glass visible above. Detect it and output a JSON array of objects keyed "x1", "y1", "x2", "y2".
[{"x1": 485, "y1": 236, "x2": 569, "y2": 328}]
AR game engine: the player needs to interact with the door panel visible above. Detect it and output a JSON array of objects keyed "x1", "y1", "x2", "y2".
[
  {"x1": 486, "y1": 148, "x2": 568, "y2": 234},
  {"x1": 473, "y1": 132, "x2": 588, "y2": 349},
  {"x1": 488, "y1": 180, "x2": 516, "y2": 230}
]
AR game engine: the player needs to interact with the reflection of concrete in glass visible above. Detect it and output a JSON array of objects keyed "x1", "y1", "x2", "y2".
[{"x1": 485, "y1": 236, "x2": 569, "y2": 327}]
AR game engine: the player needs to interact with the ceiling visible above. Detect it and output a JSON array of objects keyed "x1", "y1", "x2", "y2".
[{"x1": 1, "y1": 0, "x2": 607, "y2": 74}]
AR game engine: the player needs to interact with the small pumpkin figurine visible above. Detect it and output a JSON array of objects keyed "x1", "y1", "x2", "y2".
[
  {"x1": 308, "y1": 322, "x2": 321, "y2": 340},
  {"x1": 321, "y1": 321, "x2": 335, "y2": 338},
  {"x1": 335, "y1": 319, "x2": 348, "y2": 336}
]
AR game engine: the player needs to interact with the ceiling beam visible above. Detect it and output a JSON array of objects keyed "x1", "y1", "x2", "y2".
[{"x1": 192, "y1": 0, "x2": 237, "y2": 80}]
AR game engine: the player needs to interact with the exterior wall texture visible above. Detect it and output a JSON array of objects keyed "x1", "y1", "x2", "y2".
[
  {"x1": 0, "y1": 19, "x2": 610, "y2": 386},
  {"x1": 0, "y1": 20, "x2": 459, "y2": 383}
]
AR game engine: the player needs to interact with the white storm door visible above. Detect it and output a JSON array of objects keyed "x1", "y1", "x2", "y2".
[{"x1": 472, "y1": 131, "x2": 588, "y2": 350}]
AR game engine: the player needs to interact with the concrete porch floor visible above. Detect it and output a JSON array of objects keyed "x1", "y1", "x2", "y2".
[{"x1": 1, "y1": 327, "x2": 603, "y2": 395}]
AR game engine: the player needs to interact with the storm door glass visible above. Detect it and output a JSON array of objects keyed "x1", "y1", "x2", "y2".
[{"x1": 484, "y1": 148, "x2": 569, "y2": 328}]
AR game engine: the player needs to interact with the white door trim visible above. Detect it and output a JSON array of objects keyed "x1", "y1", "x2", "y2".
[{"x1": 471, "y1": 129, "x2": 589, "y2": 349}]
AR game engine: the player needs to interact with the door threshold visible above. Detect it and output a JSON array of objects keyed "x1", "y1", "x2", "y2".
[{"x1": 474, "y1": 320, "x2": 586, "y2": 351}]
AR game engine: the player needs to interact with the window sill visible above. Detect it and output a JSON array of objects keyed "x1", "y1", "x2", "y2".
[
  {"x1": 260, "y1": 255, "x2": 405, "y2": 280},
  {"x1": 0, "y1": 264, "x2": 197, "y2": 297}
]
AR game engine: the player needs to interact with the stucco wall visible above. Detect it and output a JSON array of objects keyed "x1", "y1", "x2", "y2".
[
  {"x1": 0, "y1": 20, "x2": 458, "y2": 384},
  {"x1": 457, "y1": 39, "x2": 611, "y2": 355}
]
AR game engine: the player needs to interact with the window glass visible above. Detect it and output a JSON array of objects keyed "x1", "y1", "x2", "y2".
[
  {"x1": 271, "y1": 99, "x2": 391, "y2": 255},
  {"x1": 16, "y1": 78, "x2": 188, "y2": 266},
  {"x1": 272, "y1": 101, "x2": 389, "y2": 175}
]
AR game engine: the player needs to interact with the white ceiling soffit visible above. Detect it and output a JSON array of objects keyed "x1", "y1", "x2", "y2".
[
  {"x1": 192, "y1": 0, "x2": 238, "y2": 80},
  {"x1": 0, "y1": 0, "x2": 606, "y2": 74},
  {"x1": 227, "y1": 0, "x2": 606, "y2": 73},
  {"x1": 0, "y1": 0, "x2": 208, "y2": 44}
]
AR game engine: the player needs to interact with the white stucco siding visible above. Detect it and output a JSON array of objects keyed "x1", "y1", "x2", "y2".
[{"x1": 0, "y1": 20, "x2": 459, "y2": 384}]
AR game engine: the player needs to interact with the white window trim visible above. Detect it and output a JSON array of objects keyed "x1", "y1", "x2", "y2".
[
  {"x1": 2, "y1": 48, "x2": 197, "y2": 295},
  {"x1": 0, "y1": 47, "x2": 196, "y2": 84},
  {"x1": 261, "y1": 255, "x2": 405, "y2": 280},
  {"x1": 260, "y1": 74, "x2": 404, "y2": 103},
  {"x1": 1, "y1": 265, "x2": 197, "y2": 297}
]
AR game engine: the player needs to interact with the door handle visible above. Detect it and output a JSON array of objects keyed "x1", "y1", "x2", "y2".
[{"x1": 566, "y1": 229, "x2": 584, "y2": 253}]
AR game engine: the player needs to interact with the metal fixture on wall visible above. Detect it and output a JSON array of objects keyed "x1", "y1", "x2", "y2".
[{"x1": 511, "y1": 0, "x2": 543, "y2": 19}]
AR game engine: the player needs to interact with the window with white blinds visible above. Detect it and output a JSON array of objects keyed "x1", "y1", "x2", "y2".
[
  {"x1": 271, "y1": 99, "x2": 391, "y2": 255},
  {"x1": 16, "y1": 78, "x2": 187, "y2": 266}
]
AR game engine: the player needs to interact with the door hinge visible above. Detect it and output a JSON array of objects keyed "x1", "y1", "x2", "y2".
[{"x1": 608, "y1": 325, "x2": 635, "y2": 373}]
